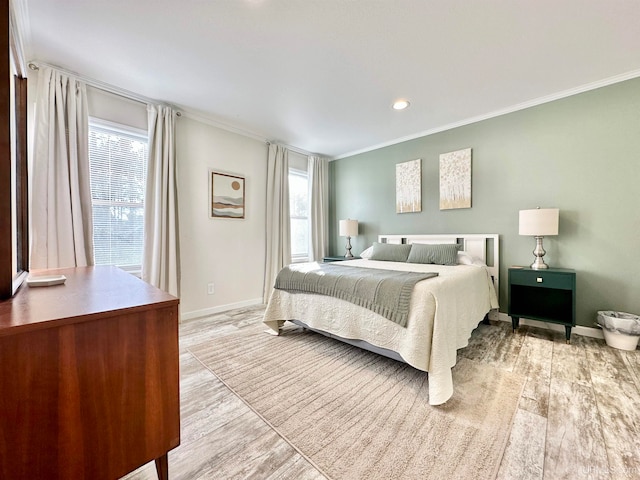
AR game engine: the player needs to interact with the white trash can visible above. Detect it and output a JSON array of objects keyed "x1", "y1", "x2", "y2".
[{"x1": 597, "y1": 311, "x2": 640, "y2": 351}]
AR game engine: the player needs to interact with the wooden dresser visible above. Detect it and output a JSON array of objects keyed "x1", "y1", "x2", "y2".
[{"x1": 0, "y1": 266, "x2": 180, "y2": 479}]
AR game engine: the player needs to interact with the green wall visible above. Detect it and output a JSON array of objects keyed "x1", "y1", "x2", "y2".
[{"x1": 329, "y1": 77, "x2": 640, "y2": 327}]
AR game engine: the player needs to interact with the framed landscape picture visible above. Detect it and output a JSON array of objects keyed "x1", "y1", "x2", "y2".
[{"x1": 210, "y1": 170, "x2": 245, "y2": 219}]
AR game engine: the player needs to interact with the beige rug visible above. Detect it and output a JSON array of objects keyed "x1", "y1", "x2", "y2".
[{"x1": 189, "y1": 323, "x2": 524, "y2": 480}]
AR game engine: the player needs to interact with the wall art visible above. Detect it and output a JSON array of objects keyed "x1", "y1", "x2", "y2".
[
  {"x1": 210, "y1": 170, "x2": 245, "y2": 218},
  {"x1": 396, "y1": 158, "x2": 421, "y2": 213},
  {"x1": 439, "y1": 148, "x2": 471, "y2": 210}
]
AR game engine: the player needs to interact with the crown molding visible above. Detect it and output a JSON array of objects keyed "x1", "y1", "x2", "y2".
[
  {"x1": 179, "y1": 108, "x2": 269, "y2": 144},
  {"x1": 179, "y1": 108, "x2": 317, "y2": 156},
  {"x1": 333, "y1": 69, "x2": 640, "y2": 160}
]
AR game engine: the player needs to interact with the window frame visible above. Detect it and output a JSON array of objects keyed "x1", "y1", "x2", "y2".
[
  {"x1": 1, "y1": 1, "x2": 28, "y2": 299},
  {"x1": 289, "y1": 167, "x2": 310, "y2": 263},
  {"x1": 88, "y1": 117, "x2": 148, "y2": 275},
  {"x1": 12, "y1": 75, "x2": 28, "y2": 290}
]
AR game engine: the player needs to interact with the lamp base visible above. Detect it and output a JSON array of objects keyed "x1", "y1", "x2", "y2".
[
  {"x1": 344, "y1": 236, "x2": 354, "y2": 258},
  {"x1": 530, "y1": 236, "x2": 549, "y2": 270},
  {"x1": 530, "y1": 259, "x2": 549, "y2": 270}
]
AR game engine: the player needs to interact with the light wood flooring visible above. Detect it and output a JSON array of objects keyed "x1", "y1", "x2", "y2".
[{"x1": 123, "y1": 305, "x2": 640, "y2": 480}]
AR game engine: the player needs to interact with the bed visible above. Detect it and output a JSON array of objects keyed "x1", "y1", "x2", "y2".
[{"x1": 263, "y1": 233, "x2": 500, "y2": 405}]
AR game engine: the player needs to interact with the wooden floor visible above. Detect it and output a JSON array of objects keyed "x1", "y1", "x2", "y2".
[{"x1": 123, "y1": 305, "x2": 640, "y2": 480}]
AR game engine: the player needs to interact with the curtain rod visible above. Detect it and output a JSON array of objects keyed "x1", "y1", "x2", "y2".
[
  {"x1": 266, "y1": 141, "x2": 319, "y2": 158},
  {"x1": 28, "y1": 62, "x2": 325, "y2": 152},
  {"x1": 27, "y1": 61, "x2": 181, "y2": 116}
]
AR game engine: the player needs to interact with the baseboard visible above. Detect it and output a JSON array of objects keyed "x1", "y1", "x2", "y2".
[
  {"x1": 181, "y1": 297, "x2": 264, "y2": 322},
  {"x1": 495, "y1": 312, "x2": 604, "y2": 339}
]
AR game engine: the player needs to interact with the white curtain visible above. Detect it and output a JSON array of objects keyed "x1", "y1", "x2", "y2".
[
  {"x1": 142, "y1": 104, "x2": 180, "y2": 297},
  {"x1": 264, "y1": 144, "x2": 291, "y2": 303},
  {"x1": 31, "y1": 67, "x2": 94, "y2": 269},
  {"x1": 308, "y1": 155, "x2": 329, "y2": 261}
]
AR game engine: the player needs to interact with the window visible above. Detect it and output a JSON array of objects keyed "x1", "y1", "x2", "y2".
[
  {"x1": 88, "y1": 120, "x2": 148, "y2": 272},
  {"x1": 289, "y1": 169, "x2": 309, "y2": 262}
]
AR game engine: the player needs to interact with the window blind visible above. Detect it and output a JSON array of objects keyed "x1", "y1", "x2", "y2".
[
  {"x1": 289, "y1": 169, "x2": 309, "y2": 261},
  {"x1": 88, "y1": 123, "x2": 148, "y2": 270}
]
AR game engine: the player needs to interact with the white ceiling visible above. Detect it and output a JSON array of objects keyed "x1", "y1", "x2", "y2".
[{"x1": 18, "y1": 0, "x2": 640, "y2": 158}]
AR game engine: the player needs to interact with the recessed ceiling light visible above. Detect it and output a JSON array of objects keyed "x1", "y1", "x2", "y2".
[{"x1": 392, "y1": 99, "x2": 410, "y2": 110}]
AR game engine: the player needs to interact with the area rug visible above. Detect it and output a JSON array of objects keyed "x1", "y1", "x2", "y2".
[{"x1": 188, "y1": 323, "x2": 524, "y2": 480}]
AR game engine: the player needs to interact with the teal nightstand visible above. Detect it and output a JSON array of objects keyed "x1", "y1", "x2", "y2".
[{"x1": 508, "y1": 267, "x2": 576, "y2": 343}]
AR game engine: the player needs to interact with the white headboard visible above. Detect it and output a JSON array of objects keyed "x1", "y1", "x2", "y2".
[{"x1": 377, "y1": 233, "x2": 500, "y2": 294}]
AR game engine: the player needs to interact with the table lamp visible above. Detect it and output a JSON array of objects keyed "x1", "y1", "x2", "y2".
[
  {"x1": 519, "y1": 207, "x2": 559, "y2": 270},
  {"x1": 339, "y1": 219, "x2": 358, "y2": 258}
]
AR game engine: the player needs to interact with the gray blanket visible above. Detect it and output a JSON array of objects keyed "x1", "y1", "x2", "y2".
[{"x1": 274, "y1": 263, "x2": 438, "y2": 327}]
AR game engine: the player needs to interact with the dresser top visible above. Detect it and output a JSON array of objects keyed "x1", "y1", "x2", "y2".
[{"x1": 0, "y1": 266, "x2": 179, "y2": 336}]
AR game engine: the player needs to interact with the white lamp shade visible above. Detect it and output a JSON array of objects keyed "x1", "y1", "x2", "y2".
[
  {"x1": 519, "y1": 208, "x2": 559, "y2": 236},
  {"x1": 339, "y1": 219, "x2": 358, "y2": 237}
]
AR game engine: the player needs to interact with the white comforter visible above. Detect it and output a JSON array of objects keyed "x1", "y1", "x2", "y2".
[{"x1": 263, "y1": 259, "x2": 499, "y2": 405}]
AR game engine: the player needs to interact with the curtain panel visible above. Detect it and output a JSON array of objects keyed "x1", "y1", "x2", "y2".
[
  {"x1": 142, "y1": 104, "x2": 180, "y2": 297},
  {"x1": 264, "y1": 144, "x2": 291, "y2": 303},
  {"x1": 31, "y1": 67, "x2": 94, "y2": 269},
  {"x1": 308, "y1": 155, "x2": 329, "y2": 262}
]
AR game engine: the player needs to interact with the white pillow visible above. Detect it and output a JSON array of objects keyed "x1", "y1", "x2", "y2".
[
  {"x1": 360, "y1": 245, "x2": 373, "y2": 259},
  {"x1": 457, "y1": 251, "x2": 486, "y2": 266}
]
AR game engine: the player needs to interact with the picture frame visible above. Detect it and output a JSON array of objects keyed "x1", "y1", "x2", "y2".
[
  {"x1": 439, "y1": 148, "x2": 471, "y2": 210},
  {"x1": 209, "y1": 170, "x2": 245, "y2": 219},
  {"x1": 396, "y1": 158, "x2": 422, "y2": 213}
]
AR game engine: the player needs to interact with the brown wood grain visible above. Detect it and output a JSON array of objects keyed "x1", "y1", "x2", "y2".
[
  {"x1": 0, "y1": 267, "x2": 180, "y2": 479},
  {"x1": 0, "y1": 266, "x2": 178, "y2": 336},
  {"x1": 0, "y1": 0, "x2": 11, "y2": 298}
]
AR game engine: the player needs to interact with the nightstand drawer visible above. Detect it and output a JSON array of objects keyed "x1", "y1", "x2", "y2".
[{"x1": 509, "y1": 269, "x2": 574, "y2": 290}]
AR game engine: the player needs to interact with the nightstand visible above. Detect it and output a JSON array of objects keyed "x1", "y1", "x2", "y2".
[
  {"x1": 508, "y1": 267, "x2": 576, "y2": 343},
  {"x1": 323, "y1": 256, "x2": 361, "y2": 262}
]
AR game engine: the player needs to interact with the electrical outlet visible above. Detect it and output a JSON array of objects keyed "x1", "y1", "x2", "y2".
[{"x1": 207, "y1": 283, "x2": 215, "y2": 295}]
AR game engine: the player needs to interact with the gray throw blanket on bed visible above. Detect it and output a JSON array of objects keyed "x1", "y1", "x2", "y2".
[{"x1": 274, "y1": 263, "x2": 438, "y2": 327}]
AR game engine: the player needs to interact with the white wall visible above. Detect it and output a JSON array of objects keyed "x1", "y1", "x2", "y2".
[
  {"x1": 176, "y1": 115, "x2": 267, "y2": 319},
  {"x1": 86, "y1": 88, "x2": 147, "y2": 129},
  {"x1": 27, "y1": 75, "x2": 268, "y2": 318},
  {"x1": 289, "y1": 150, "x2": 308, "y2": 172},
  {"x1": 87, "y1": 89, "x2": 269, "y2": 317}
]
